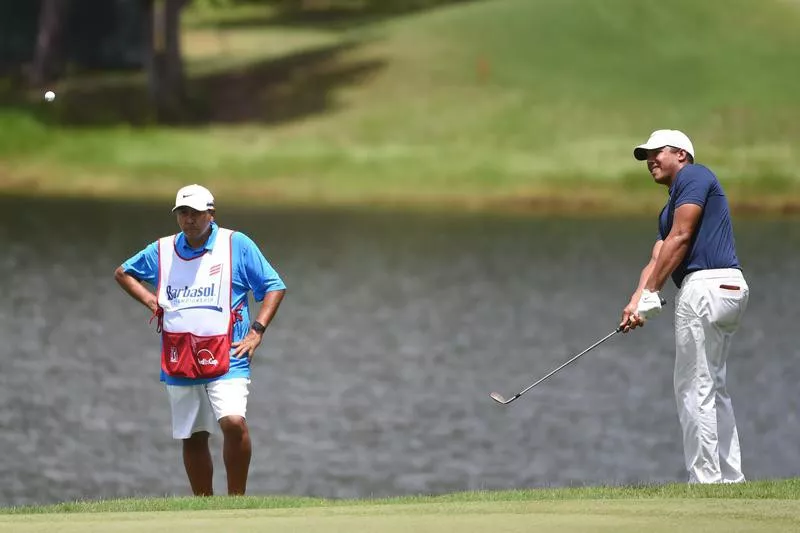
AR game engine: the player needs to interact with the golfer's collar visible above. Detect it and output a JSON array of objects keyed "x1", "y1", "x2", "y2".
[
  {"x1": 667, "y1": 168, "x2": 684, "y2": 195},
  {"x1": 670, "y1": 164, "x2": 692, "y2": 190},
  {"x1": 179, "y1": 222, "x2": 219, "y2": 253}
]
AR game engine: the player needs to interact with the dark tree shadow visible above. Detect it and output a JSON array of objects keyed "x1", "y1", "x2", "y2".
[
  {"x1": 189, "y1": 41, "x2": 384, "y2": 124},
  {"x1": 0, "y1": 0, "x2": 486, "y2": 127},
  {"x1": 190, "y1": 0, "x2": 481, "y2": 31},
  {"x1": 9, "y1": 40, "x2": 385, "y2": 127}
]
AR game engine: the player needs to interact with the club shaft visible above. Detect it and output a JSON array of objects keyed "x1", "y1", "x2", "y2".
[{"x1": 512, "y1": 329, "x2": 620, "y2": 399}]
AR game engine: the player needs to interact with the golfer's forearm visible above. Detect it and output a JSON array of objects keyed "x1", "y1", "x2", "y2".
[
  {"x1": 114, "y1": 267, "x2": 158, "y2": 312},
  {"x1": 629, "y1": 261, "x2": 656, "y2": 305},
  {"x1": 253, "y1": 289, "x2": 285, "y2": 329},
  {"x1": 629, "y1": 240, "x2": 663, "y2": 304},
  {"x1": 638, "y1": 262, "x2": 657, "y2": 290},
  {"x1": 644, "y1": 236, "x2": 690, "y2": 291}
]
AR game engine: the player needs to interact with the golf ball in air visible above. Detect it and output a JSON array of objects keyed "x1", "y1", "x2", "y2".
[{"x1": 44, "y1": 91, "x2": 55, "y2": 102}]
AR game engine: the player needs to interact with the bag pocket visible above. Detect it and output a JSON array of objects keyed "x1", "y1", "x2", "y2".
[{"x1": 161, "y1": 331, "x2": 231, "y2": 379}]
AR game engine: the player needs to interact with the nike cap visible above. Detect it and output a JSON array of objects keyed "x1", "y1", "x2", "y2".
[
  {"x1": 172, "y1": 184, "x2": 215, "y2": 212},
  {"x1": 633, "y1": 129, "x2": 695, "y2": 161}
]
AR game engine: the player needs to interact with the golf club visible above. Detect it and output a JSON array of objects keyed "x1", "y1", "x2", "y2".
[{"x1": 490, "y1": 298, "x2": 666, "y2": 405}]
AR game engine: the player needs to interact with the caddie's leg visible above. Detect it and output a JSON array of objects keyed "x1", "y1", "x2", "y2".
[
  {"x1": 674, "y1": 282, "x2": 721, "y2": 483},
  {"x1": 220, "y1": 415, "x2": 251, "y2": 495},
  {"x1": 183, "y1": 432, "x2": 214, "y2": 496},
  {"x1": 166, "y1": 383, "x2": 217, "y2": 496},
  {"x1": 206, "y1": 378, "x2": 252, "y2": 495}
]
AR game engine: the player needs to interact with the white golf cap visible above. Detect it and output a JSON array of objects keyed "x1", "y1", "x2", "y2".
[
  {"x1": 172, "y1": 184, "x2": 215, "y2": 212},
  {"x1": 633, "y1": 129, "x2": 695, "y2": 161}
]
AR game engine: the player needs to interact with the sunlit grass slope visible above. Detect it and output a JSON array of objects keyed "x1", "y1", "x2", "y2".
[{"x1": 1, "y1": 0, "x2": 799, "y2": 212}]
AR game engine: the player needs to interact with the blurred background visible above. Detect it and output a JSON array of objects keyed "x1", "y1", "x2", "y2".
[
  {"x1": 1, "y1": 0, "x2": 799, "y2": 507},
  {"x1": 1, "y1": 0, "x2": 799, "y2": 208}
]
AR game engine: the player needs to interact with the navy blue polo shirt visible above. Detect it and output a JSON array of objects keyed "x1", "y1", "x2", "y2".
[{"x1": 658, "y1": 164, "x2": 740, "y2": 288}]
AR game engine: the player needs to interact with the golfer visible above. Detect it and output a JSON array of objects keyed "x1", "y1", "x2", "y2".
[
  {"x1": 114, "y1": 184, "x2": 286, "y2": 495},
  {"x1": 619, "y1": 130, "x2": 749, "y2": 484}
]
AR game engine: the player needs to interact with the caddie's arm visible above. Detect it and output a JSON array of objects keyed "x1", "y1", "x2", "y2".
[
  {"x1": 252, "y1": 289, "x2": 285, "y2": 334},
  {"x1": 643, "y1": 204, "x2": 702, "y2": 292},
  {"x1": 231, "y1": 289, "x2": 285, "y2": 361},
  {"x1": 114, "y1": 266, "x2": 159, "y2": 314}
]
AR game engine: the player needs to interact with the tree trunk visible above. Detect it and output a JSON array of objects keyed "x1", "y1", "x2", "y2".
[
  {"x1": 29, "y1": 0, "x2": 69, "y2": 87},
  {"x1": 144, "y1": 0, "x2": 187, "y2": 122}
]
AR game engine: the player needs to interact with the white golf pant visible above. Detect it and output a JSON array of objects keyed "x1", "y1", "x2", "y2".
[{"x1": 674, "y1": 268, "x2": 748, "y2": 484}]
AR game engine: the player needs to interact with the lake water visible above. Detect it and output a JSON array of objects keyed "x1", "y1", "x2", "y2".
[{"x1": 0, "y1": 196, "x2": 798, "y2": 507}]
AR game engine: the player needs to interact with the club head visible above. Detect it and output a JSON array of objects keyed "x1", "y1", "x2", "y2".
[{"x1": 490, "y1": 392, "x2": 514, "y2": 405}]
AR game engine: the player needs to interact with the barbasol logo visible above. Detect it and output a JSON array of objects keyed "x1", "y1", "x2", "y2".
[
  {"x1": 166, "y1": 284, "x2": 216, "y2": 301},
  {"x1": 165, "y1": 283, "x2": 220, "y2": 310}
]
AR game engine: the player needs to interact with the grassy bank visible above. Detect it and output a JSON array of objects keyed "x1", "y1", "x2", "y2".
[
  {"x1": 2, "y1": 479, "x2": 799, "y2": 532},
  {"x1": 1, "y1": 0, "x2": 799, "y2": 214}
]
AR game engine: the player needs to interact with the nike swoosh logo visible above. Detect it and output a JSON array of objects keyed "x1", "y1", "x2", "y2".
[{"x1": 182, "y1": 194, "x2": 194, "y2": 198}]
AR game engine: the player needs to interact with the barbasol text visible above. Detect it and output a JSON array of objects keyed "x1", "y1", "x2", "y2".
[{"x1": 166, "y1": 283, "x2": 217, "y2": 308}]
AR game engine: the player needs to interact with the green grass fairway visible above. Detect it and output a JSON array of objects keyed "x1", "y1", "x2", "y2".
[
  {"x1": 2, "y1": 481, "x2": 799, "y2": 533},
  {"x1": 3, "y1": 500, "x2": 800, "y2": 533},
  {"x1": 2, "y1": 0, "x2": 800, "y2": 213}
]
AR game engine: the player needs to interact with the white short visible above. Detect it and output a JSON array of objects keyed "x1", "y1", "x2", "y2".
[{"x1": 165, "y1": 378, "x2": 250, "y2": 439}]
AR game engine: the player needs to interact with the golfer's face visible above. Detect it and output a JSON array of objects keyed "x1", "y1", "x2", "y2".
[
  {"x1": 176, "y1": 207, "x2": 213, "y2": 241},
  {"x1": 646, "y1": 147, "x2": 681, "y2": 184}
]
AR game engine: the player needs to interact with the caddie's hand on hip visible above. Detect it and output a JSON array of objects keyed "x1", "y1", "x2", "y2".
[
  {"x1": 231, "y1": 330, "x2": 263, "y2": 362},
  {"x1": 146, "y1": 295, "x2": 159, "y2": 315}
]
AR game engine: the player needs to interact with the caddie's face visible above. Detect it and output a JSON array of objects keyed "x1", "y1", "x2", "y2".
[
  {"x1": 175, "y1": 207, "x2": 214, "y2": 243},
  {"x1": 645, "y1": 146, "x2": 684, "y2": 185}
]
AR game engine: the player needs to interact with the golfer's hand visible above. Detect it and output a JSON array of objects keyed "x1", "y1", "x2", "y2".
[
  {"x1": 231, "y1": 330, "x2": 263, "y2": 362},
  {"x1": 636, "y1": 289, "x2": 663, "y2": 320},
  {"x1": 619, "y1": 302, "x2": 644, "y2": 333}
]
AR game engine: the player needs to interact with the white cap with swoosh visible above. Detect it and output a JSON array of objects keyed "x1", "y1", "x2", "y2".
[
  {"x1": 633, "y1": 129, "x2": 695, "y2": 161},
  {"x1": 172, "y1": 184, "x2": 215, "y2": 212}
]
